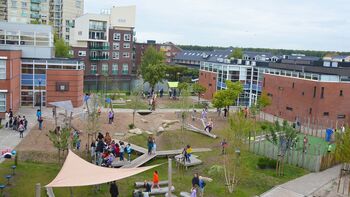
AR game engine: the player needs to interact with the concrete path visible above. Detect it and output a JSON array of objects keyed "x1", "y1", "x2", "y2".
[{"x1": 260, "y1": 165, "x2": 341, "y2": 197}]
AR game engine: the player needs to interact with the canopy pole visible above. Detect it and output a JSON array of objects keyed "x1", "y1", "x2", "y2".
[
  {"x1": 168, "y1": 158, "x2": 172, "y2": 196},
  {"x1": 35, "y1": 183, "x2": 41, "y2": 197}
]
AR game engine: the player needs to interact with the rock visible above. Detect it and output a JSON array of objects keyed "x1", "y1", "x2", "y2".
[
  {"x1": 162, "y1": 120, "x2": 179, "y2": 125},
  {"x1": 114, "y1": 132, "x2": 126, "y2": 136},
  {"x1": 144, "y1": 130, "x2": 153, "y2": 135},
  {"x1": 141, "y1": 118, "x2": 148, "y2": 123},
  {"x1": 162, "y1": 123, "x2": 168, "y2": 128},
  {"x1": 157, "y1": 127, "x2": 165, "y2": 133},
  {"x1": 128, "y1": 128, "x2": 143, "y2": 135}
]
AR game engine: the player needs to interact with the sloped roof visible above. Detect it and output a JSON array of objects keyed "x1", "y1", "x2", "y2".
[{"x1": 46, "y1": 150, "x2": 158, "y2": 187}]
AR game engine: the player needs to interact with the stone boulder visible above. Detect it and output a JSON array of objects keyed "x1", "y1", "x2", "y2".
[
  {"x1": 141, "y1": 118, "x2": 148, "y2": 123},
  {"x1": 128, "y1": 128, "x2": 143, "y2": 135}
]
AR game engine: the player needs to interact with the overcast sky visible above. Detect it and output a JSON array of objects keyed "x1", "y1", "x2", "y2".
[{"x1": 85, "y1": 0, "x2": 350, "y2": 52}]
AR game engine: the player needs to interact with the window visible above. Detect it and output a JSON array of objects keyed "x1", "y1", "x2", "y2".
[
  {"x1": 302, "y1": 92, "x2": 304, "y2": 96},
  {"x1": 113, "y1": 42, "x2": 120, "y2": 50},
  {"x1": 112, "y1": 52, "x2": 119, "y2": 59},
  {"x1": 209, "y1": 83, "x2": 212, "y2": 86},
  {"x1": 313, "y1": 86, "x2": 316, "y2": 98},
  {"x1": 21, "y1": 1, "x2": 27, "y2": 8},
  {"x1": 112, "y1": 64, "x2": 118, "y2": 75},
  {"x1": 0, "y1": 93, "x2": 6, "y2": 112},
  {"x1": 0, "y1": 60, "x2": 6, "y2": 79},
  {"x1": 124, "y1": 34, "x2": 131, "y2": 41},
  {"x1": 65, "y1": 35, "x2": 69, "y2": 40},
  {"x1": 65, "y1": 27, "x2": 69, "y2": 33},
  {"x1": 78, "y1": 31, "x2": 82, "y2": 36},
  {"x1": 123, "y1": 43, "x2": 130, "y2": 48},
  {"x1": 340, "y1": 90, "x2": 343, "y2": 96},
  {"x1": 309, "y1": 108, "x2": 312, "y2": 115},
  {"x1": 292, "y1": 82, "x2": 295, "y2": 88},
  {"x1": 11, "y1": 0, "x2": 17, "y2": 8},
  {"x1": 56, "y1": 82, "x2": 69, "y2": 92},
  {"x1": 122, "y1": 52, "x2": 130, "y2": 58},
  {"x1": 267, "y1": 93, "x2": 273, "y2": 97},
  {"x1": 102, "y1": 63, "x2": 108, "y2": 74},
  {"x1": 321, "y1": 87, "x2": 324, "y2": 98},
  {"x1": 78, "y1": 51, "x2": 86, "y2": 56},
  {"x1": 323, "y1": 112, "x2": 329, "y2": 116},
  {"x1": 338, "y1": 114, "x2": 346, "y2": 119},
  {"x1": 286, "y1": 107, "x2": 293, "y2": 111},
  {"x1": 90, "y1": 64, "x2": 97, "y2": 74},
  {"x1": 122, "y1": 64, "x2": 128, "y2": 75},
  {"x1": 75, "y1": 0, "x2": 81, "y2": 8},
  {"x1": 113, "y1": 33, "x2": 121, "y2": 41}
]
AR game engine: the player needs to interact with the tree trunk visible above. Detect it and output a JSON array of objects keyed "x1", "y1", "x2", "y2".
[
  {"x1": 198, "y1": 94, "x2": 200, "y2": 104},
  {"x1": 132, "y1": 111, "x2": 136, "y2": 125}
]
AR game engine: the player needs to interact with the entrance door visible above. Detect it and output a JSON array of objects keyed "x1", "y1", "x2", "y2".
[{"x1": 34, "y1": 91, "x2": 46, "y2": 107}]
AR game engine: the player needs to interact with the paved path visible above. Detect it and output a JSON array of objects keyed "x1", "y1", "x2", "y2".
[{"x1": 260, "y1": 165, "x2": 341, "y2": 197}]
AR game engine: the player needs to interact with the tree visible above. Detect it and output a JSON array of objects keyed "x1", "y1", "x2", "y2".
[
  {"x1": 47, "y1": 127, "x2": 71, "y2": 165},
  {"x1": 212, "y1": 80, "x2": 243, "y2": 110},
  {"x1": 129, "y1": 83, "x2": 143, "y2": 126},
  {"x1": 192, "y1": 83, "x2": 206, "y2": 104},
  {"x1": 251, "y1": 92, "x2": 272, "y2": 119},
  {"x1": 266, "y1": 120, "x2": 298, "y2": 176},
  {"x1": 85, "y1": 94, "x2": 102, "y2": 156},
  {"x1": 229, "y1": 48, "x2": 243, "y2": 59},
  {"x1": 140, "y1": 46, "x2": 166, "y2": 90},
  {"x1": 55, "y1": 35, "x2": 71, "y2": 58},
  {"x1": 335, "y1": 128, "x2": 350, "y2": 193}
]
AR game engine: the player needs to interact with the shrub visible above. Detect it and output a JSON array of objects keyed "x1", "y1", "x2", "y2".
[
  {"x1": 128, "y1": 123, "x2": 135, "y2": 129},
  {"x1": 257, "y1": 157, "x2": 277, "y2": 169}
]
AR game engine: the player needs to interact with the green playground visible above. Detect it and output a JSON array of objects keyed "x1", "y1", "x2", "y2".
[{"x1": 293, "y1": 134, "x2": 335, "y2": 155}]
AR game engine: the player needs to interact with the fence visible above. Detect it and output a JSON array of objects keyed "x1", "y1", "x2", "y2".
[{"x1": 249, "y1": 132, "x2": 338, "y2": 172}]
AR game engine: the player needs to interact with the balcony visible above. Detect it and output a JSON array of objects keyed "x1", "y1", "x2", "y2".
[
  {"x1": 31, "y1": 5, "x2": 41, "y2": 11},
  {"x1": 89, "y1": 45, "x2": 110, "y2": 50},
  {"x1": 30, "y1": 13, "x2": 40, "y2": 19},
  {"x1": 89, "y1": 56, "x2": 109, "y2": 61},
  {"x1": 31, "y1": 0, "x2": 41, "y2": 3}
]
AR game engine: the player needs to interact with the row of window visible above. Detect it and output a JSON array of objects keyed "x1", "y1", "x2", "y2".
[
  {"x1": 113, "y1": 33, "x2": 131, "y2": 42},
  {"x1": 90, "y1": 63, "x2": 128, "y2": 75},
  {"x1": 112, "y1": 42, "x2": 130, "y2": 50},
  {"x1": 77, "y1": 51, "x2": 130, "y2": 59},
  {"x1": 286, "y1": 106, "x2": 346, "y2": 119}
]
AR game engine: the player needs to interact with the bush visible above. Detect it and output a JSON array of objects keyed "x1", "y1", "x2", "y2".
[
  {"x1": 128, "y1": 123, "x2": 135, "y2": 129},
  {"x1": 257, "y1": 157, "x2": 277, "y2": 169}
]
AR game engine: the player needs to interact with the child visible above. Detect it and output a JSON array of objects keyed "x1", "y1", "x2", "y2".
[
  {"x1": 152, "y1": 171, "x2": 160, "y2": 189},
  {"x1": 126, "y1": 144, "x2": 132, "y2": 162},
  {"x1": 152, "y1": 139, "x2": 157, "y2": 155},
  {"x1": 76, "y1": 137, "x2": 81, "y2": 150},
  {"x1": 190, "y1": 186, "x2": 197, "y2": 197},
  {"x1": 204, "y1": 119, "x2": 213, "y2": 133}
]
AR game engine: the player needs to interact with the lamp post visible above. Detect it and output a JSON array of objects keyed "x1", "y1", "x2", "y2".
[
  {"x1": 95, "y1": 73, "x2": 99, "y2": 93},
  {"x1": 38, "y1": 78, "x2": 42, "y2": 112}
]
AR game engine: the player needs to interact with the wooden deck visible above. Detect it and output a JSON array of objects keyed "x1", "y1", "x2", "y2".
[
  {"x1": 121, "y1": 153, "x2": 157, "y2": 168},
  {"x1": 175, "y1": 154, "x2": 202, "y2": 168},
  {"x1": 185, "y1": 124, "x2": 217, "y2": 138}
]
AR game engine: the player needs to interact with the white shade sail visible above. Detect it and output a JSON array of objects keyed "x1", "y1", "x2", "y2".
[
  {"x1": 49, "y1": 100, "x2": 74, "y2": 113},
  {"x1": 46, "y1": 150, "x2": 158, "y2": 187}
]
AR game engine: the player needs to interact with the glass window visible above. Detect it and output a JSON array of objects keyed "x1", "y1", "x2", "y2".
[
  {"x1": 112, "y1": 64, "x2": 118, "y2": 75},
  {"x1": 102, "y1": 63, "x2": 108, "y2": 75},
  {"x1": 123, "y1": 43, "x2": 130, "y2": 48},
  {"x1": 90, "y1": 64, "x2": 97, "y2": 74},
  {"x1": 0, "y1": 60, "x2": 6, "y2": 79},
  {"x1": 122, "y1": 52, "x2": 129, "y2": 58},
  {"x1": 0, "y1": 93, "x2": 6, "y2": 112},
  {"x1": 78, "y1": 51, "x2": 86, "y2": 56},
  {"x1": 113, "y1": 33, "x2": 120, "y2": 41},
  {"x1": 122, "y1": 64, "x2": 128, "y2": 75},
  {"x1": 112, "y1": 52, "x2": 119, "y2": 59},
  {"x1": 123, "y1": 34, "x2": 131, "y2": 41},
  {"x1": 113, "y1": 42, "x2": 119, "y2": 50}
]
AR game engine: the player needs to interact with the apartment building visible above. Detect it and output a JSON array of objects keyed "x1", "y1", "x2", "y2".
[
  {"x1": 69, "y1": 6, "x2": 136, "y2": 91},
  {"x1": 135, "y1": 40, "x2": 182, "y2": 67},
  {"x1": 0, "y1": 0, "x2": 83, "y2": 43},
  {"x1": 0, "y1": 21, "x2": 84, "y2": 118}
]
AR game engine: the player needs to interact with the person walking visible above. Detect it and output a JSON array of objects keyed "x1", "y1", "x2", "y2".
[
  {"x1": 223, "y1": 107, "x2": 228, "y2": 118},
  {"x1": 152, "y1": 171, "x2": 160, "y2": 189},
  {"x1": 147, "y1": 136, "x2": 154, "y2": 155},
  {"x1": 109, "y1": 181, "x2": 119, "y2": 197},
  {"x1": 19, "y1": 123, "x2": 25, "y2": 138},
  {"x1": 198, "y1": 177, "x2": 206, "y2": 197},
  {"x1": 38, "y1": 116, "x2": 43, "y2": 130}
]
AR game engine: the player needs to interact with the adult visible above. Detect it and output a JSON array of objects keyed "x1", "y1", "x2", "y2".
[
  {"x1": 38, "y1": 116, "x2": 43, "y2": 130},
  {"x1": 198, "y1": 176, "x2": 206, "y2": 197},
  {"x1": 105, "y1": 132, "x2": 112, "y2": 145},
  {"x1": 204, "y1": 119, "x2": 213, "y2": 133},
  {"x1": 23, "y1": 116, "x2": 28, "y2": 130},
  {"x1": 223, "y1": 107, "x2": 228, "y2": 118},
  {"x1": 169, "y1": 88, "x2": 172, "y2": 98},
  {"x1": 8, "y1": 108, "x2": 13, "y2": 119},
  {"x1": 159, "y1": 88, "x2": 164, "y2": 98},
  {"x1": 109, "y1": 181, "x2": 119, "y2": 197},
  {"x1": 96, "y1": 138, "x2": 105, "y2": 165},
  {"x1": 152, "y1": 171, "x2": 160, "y2": 189}
]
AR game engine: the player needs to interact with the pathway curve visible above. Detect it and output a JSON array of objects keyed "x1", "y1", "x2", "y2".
[{"x1": 260, "y1": 165, "x2": 341, "y2": 197}]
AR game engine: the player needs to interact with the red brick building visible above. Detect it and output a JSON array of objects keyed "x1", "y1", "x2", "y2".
[
  {"x1": 263, "y1": 74, "x2": 350, "y2": 125},
  {"x1": 199, "y1": 70, "x2": 217, "y2": 100}
]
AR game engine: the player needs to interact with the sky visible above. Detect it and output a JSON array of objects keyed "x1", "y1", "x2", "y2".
[{"x1": 84, "y1": 0, "x2": 350, "y2": 52}]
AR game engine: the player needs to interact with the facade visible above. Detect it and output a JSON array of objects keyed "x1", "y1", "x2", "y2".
[
  {"x1": 69, "y1": 6, "x2": 137, "y2": 91},
  {"x1": 0, "y1": 0, "x2": 83, "y2": 43},
  {"x1": 0, "y1": 22, "x2": 84, "y2": 118},
  {"x1": 135, "y1": 40, "x2": 182, "y2": 67}
]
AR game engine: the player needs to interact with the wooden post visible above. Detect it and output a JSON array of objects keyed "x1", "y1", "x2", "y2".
[
  {"x1": 168, "y1": 158, "x2": 172, "y2": 197},
  {"x1": 35, "y1": 183, "x2": 41, "y2": 197}
]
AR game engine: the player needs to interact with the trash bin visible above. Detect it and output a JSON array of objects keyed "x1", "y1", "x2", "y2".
[{"x1": 325, "y1": 128, "x2": 333, "y2": 142}]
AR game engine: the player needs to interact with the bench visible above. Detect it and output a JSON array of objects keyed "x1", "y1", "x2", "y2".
[
  {"x1": 175, "y1": 154, "x2": 202, "y2": 169},
  {"x1": 133, "y1": 186, "x2": 175, "y2": 196},
  {"x1": 179, "y1": 192, "x2": 191, "y2": 197},
  {"x1": 134, "y1": 180, "x2": 168, "y2": 188}
]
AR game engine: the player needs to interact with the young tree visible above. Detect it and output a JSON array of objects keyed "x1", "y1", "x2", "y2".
[
  {"x1": 85, "y1": 94, "x2": 102, "y2": 154},
  {"x1": 192, "y1": 83, "x2": 206, "y2": 104},
  {"x1": 47, "y1": 127, "x2": 71, "y2": 165},
  {"x1": 229, "y1": 48, "x2": 243, "y2": 59},
  {"x1": 251, "y1": 92, "x2": 272, "y2": 119},
  {"x1": 266, "y1": 120, "x2": 298, "y2": 176},
  {"x1": 212, "y1": 80, "x2": 243, "y2": 112},
  {"x1": 55, "y1": 36, "x2": 71, "y2": 58},
  {"x1": 335, "y1": 128, "x2": 350, "y2": 193},
  {"x1": 140, "y1": 46, "x2": 166, "y2": 90},
  {"x1": 129, "y1": 83, "x2": 143, "y2": 126}
]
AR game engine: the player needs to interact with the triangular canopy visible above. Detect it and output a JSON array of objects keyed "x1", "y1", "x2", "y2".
[
  {"x1": 46, "y1": 150, "x2": 158, "y2": 187},
  {"x1": 168, "y1": 82, "x2": 179, "y2": 88},
  {"x1": 49, "y1": 100, "x2": 74, "y2": 113}
]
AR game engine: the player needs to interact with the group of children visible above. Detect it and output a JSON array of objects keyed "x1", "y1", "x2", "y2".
[
  {"x1": 182, "y1": 145, "x2": 193, "y2": 163},
  {"x1": 91, "y1": 132, "x2": 133, "y2": 167},
  {"x1": 147, "y1": 136, "x2": 157, "y2": 155},
  {"x1": 4, "y1": 109, "x2": 28, "y2": 138}
]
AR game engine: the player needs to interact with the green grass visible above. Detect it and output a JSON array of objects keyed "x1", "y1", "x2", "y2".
[{"x1": 112, "y1": 101, "x2": 149, "y2": 109}]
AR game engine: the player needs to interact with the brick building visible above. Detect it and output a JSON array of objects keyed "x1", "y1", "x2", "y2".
[
  {"x1": 69, "y1": 6, "x2": 137, "y2": 91},
  {"x1": 0, "y1": 21, "x2": 84, "y2": 118},
  {"x1": 135, "y1": 40, "x2": 182, "y2": 67}
]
